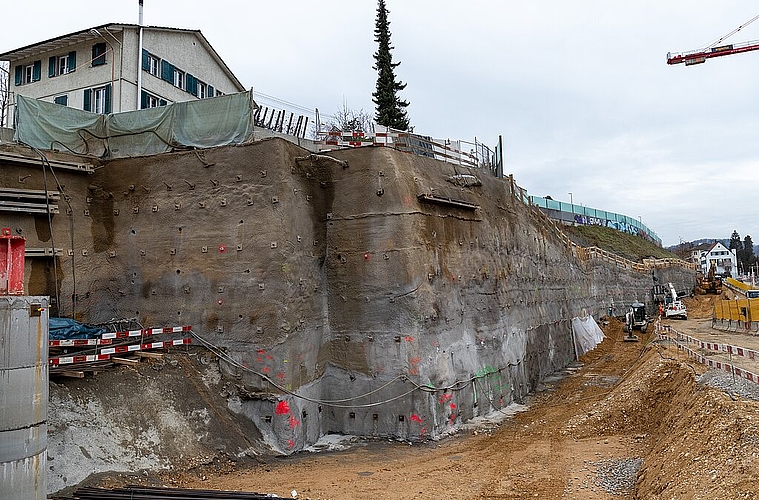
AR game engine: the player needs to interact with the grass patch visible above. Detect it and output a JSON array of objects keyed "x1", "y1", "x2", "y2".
[{"x1": 561, "y1": 224, "x2": 679, "y2": 263}]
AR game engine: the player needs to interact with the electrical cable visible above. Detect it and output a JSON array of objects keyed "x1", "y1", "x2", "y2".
[
  {"x1": 22, "y1": 143, "x2": 62, "y2": 313},
  {"x1": 191, "y1": 330, "x2": 528, "y2": 410}
]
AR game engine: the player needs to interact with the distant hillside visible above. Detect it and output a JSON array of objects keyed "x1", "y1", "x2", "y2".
[{"x1": 561, "y1": 225, "x2": 681, "y2": 262}]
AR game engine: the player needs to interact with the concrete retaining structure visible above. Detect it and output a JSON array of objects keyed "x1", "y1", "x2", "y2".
[
  {"x1": 0, "y1": 296, "x2": 49, "y2": 500},
  {"x1": 0, "y1": 140, "x2": 694, "y2": 459}
]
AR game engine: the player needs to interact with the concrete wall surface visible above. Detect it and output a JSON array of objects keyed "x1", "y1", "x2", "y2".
[{"x1": 0, "y1": 140, "x2": 694, "y2": 489}]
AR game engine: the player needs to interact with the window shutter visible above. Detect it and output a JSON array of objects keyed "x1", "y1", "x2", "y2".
[
  {"x1": 141, "y1": 90, "x2": 148, "y2": 110},
  {"x1": 161, "y1": 60, "x2": 173, "y2": 82},
  {"x1": 14, "y1": 66, "x2": 22, "y2": 86},
  {"x1": 83, "y1": 89, "x2": 92, "y2": 111},
  {"x1": 104, "y1": 84, "x2": 112, "y2": 114},
  {"x1": 207, "y1": 85, "x2": 214, "y2": 98},
  {"x1": 54, "y1": 95, "x2": 68, "y2": 106},
  {"x1": 159, "y1": 99, "x2": 167, "y2": 107},
  {"x1": 142, "y1": 49, "x2": 149, "y2": 71},
  {"x1": 32, "y1": 60, "x2": 41, "y2": 81},
  {"x1": 186, "y1": 74, "x2": 197, "y2": 96},
  {"x1": 92, "y1": 43, "x2": 106, "y2": 66},
  {"x1": 49, "y1": 57, "x2": 56, "y2": 77},
  {"x1": 69, "y1": 51, "x2": 76, "y2": 71}
]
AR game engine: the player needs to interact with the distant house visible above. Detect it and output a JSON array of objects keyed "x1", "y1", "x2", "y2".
[
  {"x1": 1, "y1": 23, "x2": 245, "y2": 121},
  {"x1": 693, "y1": 241, "x2": 737, "y2": 276}
]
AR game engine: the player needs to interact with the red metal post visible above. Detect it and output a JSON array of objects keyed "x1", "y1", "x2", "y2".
[{"x1": 0, "y1": 227, "x2": 26, "y2": 295}]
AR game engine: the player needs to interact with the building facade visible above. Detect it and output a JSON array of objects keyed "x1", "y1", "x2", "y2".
[
  {"x1": 694, "y1": 241, "x2": 738, "y2": 276},
  {"x1": 1, "y1": 23, "x2": 245, "y2": 122}
]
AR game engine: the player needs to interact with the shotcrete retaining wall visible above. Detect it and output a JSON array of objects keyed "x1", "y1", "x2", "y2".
[{"x1": 0, "y1": 140, "x2": 693, "y2": 459}]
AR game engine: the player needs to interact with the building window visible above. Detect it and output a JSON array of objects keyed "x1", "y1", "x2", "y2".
[
  {"x1": 141, "y1": 49, "x2": 159, "y2": 76},
  {"x1": 14, "y1": 61, "x2": 40, "y2": 85},
  {"x1": 54, "y1": 95, "x2": 68, "y2": 106},
  {"x1": 48, "y1": 51, "x2": 77, "y2": 77},
  {"x1": 92, "y1": 42, "x2": 107, "y2": 66},
  {"x1": 173, "y1": 69, "x2": 184, "y2": 89},
  {"x1": 83, "y1": 84, "x2": 112, "y2": 114},
  {"x1": 198, "y1": 83, "x2": 206, "y2": 99},
  {"x1": 148, "y1": 56, "x2": 159, "y2": 76},
  {"x1": 59, "y1": 56, "x2": 70, "y2": 75},
  {"x1": 140, "y1": 90, "x2": 168, "y2": 109}
]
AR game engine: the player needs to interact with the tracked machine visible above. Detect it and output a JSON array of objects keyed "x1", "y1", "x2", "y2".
[{"x1": 623, "y1": 302, "x2": 648, "y2": 341}]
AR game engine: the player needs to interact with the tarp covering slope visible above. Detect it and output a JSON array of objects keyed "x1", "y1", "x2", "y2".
[
  {"x1": 15, "y1": 90, "x2": 257, "y2": 158},
  {"x1": 571, "y1": 314, "x2": 605, "y2": 357}
]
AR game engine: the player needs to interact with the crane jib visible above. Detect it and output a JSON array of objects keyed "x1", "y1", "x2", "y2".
[{"x1": 667, "y1": 39, "x2": 759, "y2": 65}]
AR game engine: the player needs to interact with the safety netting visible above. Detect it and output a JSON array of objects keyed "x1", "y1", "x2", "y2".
[{"x1": 15, "y1": 90, "x2": 257, "y2": 158}]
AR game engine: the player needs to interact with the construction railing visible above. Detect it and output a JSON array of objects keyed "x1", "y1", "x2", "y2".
[{"x1": 315, "y1": 127, "x2": 502, "y2": 176}]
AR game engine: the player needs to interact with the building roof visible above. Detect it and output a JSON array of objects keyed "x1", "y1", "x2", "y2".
[{"x1": 0, "y1": 23, "x2": 245, "y2": 92}]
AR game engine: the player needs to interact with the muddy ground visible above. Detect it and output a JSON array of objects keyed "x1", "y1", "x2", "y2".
[{"x1": 60, "y1": 294, "x2": 759, "y2": 499}]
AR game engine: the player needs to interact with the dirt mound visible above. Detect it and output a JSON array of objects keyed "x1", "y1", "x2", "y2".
[{"x1": 682, "y1": 293, "x2": 733, "y2": 319}]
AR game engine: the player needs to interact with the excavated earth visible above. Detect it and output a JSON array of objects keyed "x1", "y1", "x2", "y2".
[{"x1": 60, "y1": 294, "x2": 759, "y2": 499}]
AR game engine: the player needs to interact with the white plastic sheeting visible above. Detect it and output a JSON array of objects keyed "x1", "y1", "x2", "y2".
[
  {"x1": 571, "y1": 313, "x2": 605, "y2": 358},
  {"x1": 15, "y1": 91, "x2": 257, "y2": 158}
]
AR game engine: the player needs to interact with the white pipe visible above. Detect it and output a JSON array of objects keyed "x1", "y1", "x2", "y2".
[{"x1": 136, "y1": 0, "x2": 144, "y2": 109}]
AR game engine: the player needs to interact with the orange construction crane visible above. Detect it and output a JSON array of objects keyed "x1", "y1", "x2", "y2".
[{"x1": 667, "y1": 14, "x2": 759, "y2": 66}]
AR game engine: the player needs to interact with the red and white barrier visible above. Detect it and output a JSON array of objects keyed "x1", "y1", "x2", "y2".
[
  {"x1": 657, "y1": 328, "x2": 759, "y2": 385},
  {"x1": 49, "y1": 338, "x2": 192, "y2": 366},
  {"x1": 50, "y1": 325, "x2": 191, "y2": 347}
]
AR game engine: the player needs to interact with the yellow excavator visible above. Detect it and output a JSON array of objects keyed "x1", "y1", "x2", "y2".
[{"x1": 696, "y1": 263, "x2": 722, "y2": 295}]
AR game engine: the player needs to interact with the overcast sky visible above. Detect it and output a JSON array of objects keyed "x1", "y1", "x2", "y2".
[{"x1": 6, "y1": 1, "x2": 759, "y2": 247}]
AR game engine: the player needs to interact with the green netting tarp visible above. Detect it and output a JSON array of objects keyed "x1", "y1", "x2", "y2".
[{"x1": 15, "y1": 90, "x2": 256, "y2": 158}]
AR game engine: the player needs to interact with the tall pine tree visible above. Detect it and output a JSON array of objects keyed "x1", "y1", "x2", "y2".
[{"x1": 372, "y1": 0, "x2": 410, "y2": 130}]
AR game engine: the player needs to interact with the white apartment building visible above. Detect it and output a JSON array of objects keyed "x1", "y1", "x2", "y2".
[
  {"x1": 693, "y1": 241, "x2": 738, "y2": 276},
  {"x1": 1, "y1": 23, "x2": 245, "y2": 121}
]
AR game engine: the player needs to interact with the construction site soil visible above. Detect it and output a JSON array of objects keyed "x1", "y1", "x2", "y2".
[{"x1": 61, "y1": 293, "x2": 759, "y2": 499}]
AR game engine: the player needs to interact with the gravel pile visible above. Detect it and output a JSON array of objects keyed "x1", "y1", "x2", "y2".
[
  {"x1": 591, "y1": 457, "x2": 643, "y2": 496},
  {"x1": 698, "y1": 370, "x2": 759, "y2": 401}
]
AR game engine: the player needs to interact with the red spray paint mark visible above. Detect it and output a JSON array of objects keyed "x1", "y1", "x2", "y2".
[
  {"x1": 262, "y1": 367, "x2": 271, "y2": 374},
  {"x1": 287, "y1": 439, "x2": 295, "y2": 449},
  {"x1": 267, "y1": 354, "x2": 274, "y2": 360},
  {"x1": 420, "y1": 426, "x2": 427, "y2": 439},
  {"x1": 257, "y1": 356, "x2": 263, "y2": 363},
  {"x1": 277, "y1": 372, "x2": 286, "y2": 381},
  {"x1": 410, "y1": 414, "x2": 423, "y2": 423},
  {"x1": 405, "y1": 336, "x2": 414, "y2": 343},
  {"x1": 449, "y1": 413, "x2": 457, "y2": 425},
  {"x1": 275, "y1": 401, "x2": 290, "y2": 415},
  {"x1": 363, "y1": 252, "x2": 371, "y2": 260},
  {"x1": 408, "y1": 356, "x2": 421, "y2": 376},
  {"x1": 438, "y1": 393, "x2": 453, "y2": 405},
  {"x1": 257, "y1": 349, "x2": 266, "y2": 355},
  {"x1": 450, "y1": 403, "x2": 457, "y2": 410},
  {"x1": 288, "y1": 414, "x2": 301, "y2": 429}
]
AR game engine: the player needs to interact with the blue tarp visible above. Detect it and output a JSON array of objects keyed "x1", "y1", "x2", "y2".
[{"x1": 49, "y1": 317, "x2": 105, "y2": 340}]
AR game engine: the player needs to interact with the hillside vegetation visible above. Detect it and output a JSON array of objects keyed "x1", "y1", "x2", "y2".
[{"x1": 561, "y1": 224, "x2": 680, "y2": 263}]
